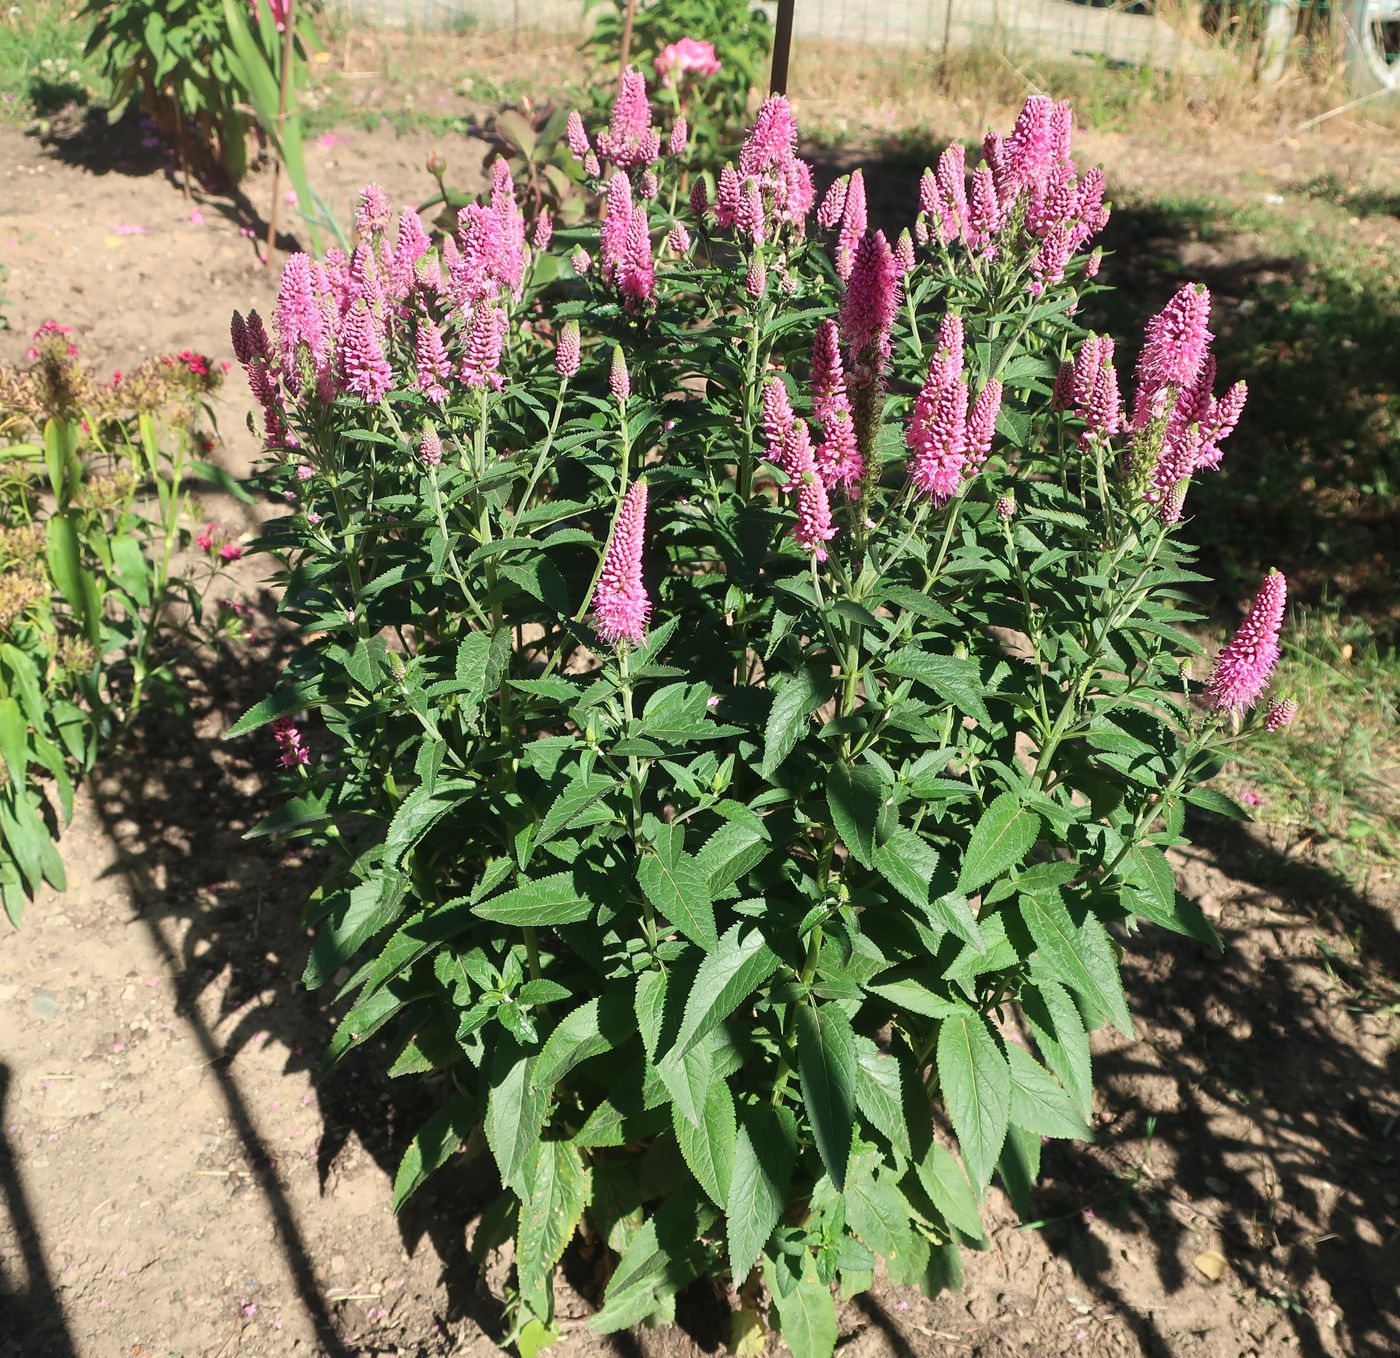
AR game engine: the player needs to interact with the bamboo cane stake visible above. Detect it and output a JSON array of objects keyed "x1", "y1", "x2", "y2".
[{"x1": 265, "y1": 0, "x2": 297, "y2": 265}]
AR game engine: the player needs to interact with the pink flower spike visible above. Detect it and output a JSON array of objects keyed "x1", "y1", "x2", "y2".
[
  {"x1": 789, "y1": 423, "x2": 837, "y2": 561},
  {"x1": 745, "y1": 256, "x2": 767, "y2": 299},
  {"x1": 762, "y1": 377, "x2": 795, "y2": 466},
  {"x1": 414, "y1": 315, "x2": 451, "y2": 403},
  {"x1": 840, "y1": 230, "x2": 900, "y2": 383},
  {"x1": 894, "y1": 229, "x2": 916, "y2": 277},
  {"x1": 555, "y1": 319, "x2": 581, "y2": 379},
  {"x1": 418, "y1": 425, "x2": 443, "y2": 467},
  {"x1": 566, "y1": 110, "x2": 590, "y2": 160},
  {"x1": 598, "y1": 68, "x2": 657, "y2": 170},
  {"x1": 591, "y1": 479, "x2": 651, "y2": 645},
  {"x1": 354, "y1": 184, "x2": 393, "y2": 241},
  {"x1": 271, "y1": 716, "x2": 310, "y2": 769},
  {"x1": 1205, "y1": 571, "x2": 1287, "y2": 711},
  {"x1": 532, "y1": 213, "x2": 553, "y2": 252},
  {"x1": 275, "y1": 253, "x2": 330, "y2": 391},
  {"x1": 934, "y1": 142, "x2": 969, "y2": 242},
  {"x1": 918, "y1": 168, "x2": 938, "y2": 220},
  {"x1": 835, "y1": 169, "x2": 867, "y2": 280},
  {"x1": 1196, "y1": 380, "x2": 1247, "y2": 471},
  {"x1": 817, "y1": 176, "x2": 848, "y2": 230},
  {"x1": 810, "y1": 320, "x2": 863, "y2": 496},
  {"x1": 1264, "y1": 697, "x2": 1297, "y2": 732},
  {"x1": 669, "y1": 118, "x2": 689, "y2": 157},
  {"x1": 907, "y1": 354, "x2": 970, "y2": 506},
  {"x1": 667, "y1": 222, "x2": 691, "y2": 255},
  {"x1": 338, "y1": 303, "x2": 393, "y2": 403},
  {"x1": 965, "y1": 379, "x2": 1003, "y2": 467},
  {"x1": 460, "y1": 303, "x2": 506, "y2": 390},
  {"x1": 619, "y1": 207, "x2": 656, "y2": 311},
  {"x1": 1133, "y1": 283, "x2": 1213, "y2": 426}
]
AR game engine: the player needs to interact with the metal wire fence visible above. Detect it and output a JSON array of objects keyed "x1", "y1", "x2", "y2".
[{"x1": 330, "y1": 0, "x2": 1398, "y2": 96}]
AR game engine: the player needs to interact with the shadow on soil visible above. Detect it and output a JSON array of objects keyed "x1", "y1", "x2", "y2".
[
  {"x1": 76, "y1": 617, "x2": 512, "y2": 1354},
  {"x1": 34, "y1": 106, "x2": 304, "y2": 257},
  {"x1": 1036, "y1": 812, "x2": 1400, "y2": 1358},
  {"x1": 0, "y1": 1065, "x2": 80, "y2": 1358}
]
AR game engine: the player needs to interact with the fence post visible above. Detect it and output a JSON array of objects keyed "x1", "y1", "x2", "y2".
[
  {"x1": 771, "y1": 0, "x2": 795, "y2": 94},
  {"x1": 619, "y1": 0, "x2": 638, "y2": 77}
]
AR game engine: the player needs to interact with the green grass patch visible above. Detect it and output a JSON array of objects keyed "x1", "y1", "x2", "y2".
[{"x1": 0, "y1": 1, "x2": 105, "y2": 123}]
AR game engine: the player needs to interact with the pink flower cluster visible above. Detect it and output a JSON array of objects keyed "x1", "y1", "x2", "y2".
[
  {"x1": 600, "y1": 173, "x2": 656, "y2": 312},
  {"x1": 591, "y1": 479, "x2": 651, "y2": 645},
  {"x1": 595, "y1": 69, "x2": 662, "y2": 172},
  {"x1": 906, "y1": 314, "x2": 1004, "y2": 505},
  {"x1": 710, "y1": 96, "x2": 814, "y2": 243},
  {"x1": 271, "y1": 716, "x2": 310, "y2": 769},
  {"x1": 839, "y1": 231, "x2": 900, "y2": 389},
  {"x1": 26, "y1": 319, "x2": 78, "y2": 361},
  {"x1": 809, "y1": 320, "x2": 862, "y2": 495},
  {"x1": 195, "y1": 521, "x2": 244, "y2": 562},
  {"x1": 908, "y1": 97, "x2": 1109, "y2": 281},
  {"x1": 233, "y1": 170, "x2": 534, "y2": 450},
  {"x1": 655, "y1": 38, "x2": 721, "y2": 85},
  {"x1": 1054, "y1": 283, "x2": 1247, "y2": 521},
  {"x1": 1205, "y1": 571, "x2": 1287, "y2": 712}
]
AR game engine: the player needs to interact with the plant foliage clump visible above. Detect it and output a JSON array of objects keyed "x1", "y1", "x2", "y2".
[{"x1": 231, "y1": 83, "x2": 1292, "y2": 1356}]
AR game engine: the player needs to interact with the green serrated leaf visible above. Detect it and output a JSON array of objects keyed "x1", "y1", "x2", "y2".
[
  {"x1": 761, "y1": 668, "x2": 833, "y2": 780},
  {"x1": 936, "y1": 1009, "x2": 1011, "y2": 1194},
  {"x1": 1019, "y1": 890, "x2": 1134, "y2": 1037},
  {"x1": 726, "y1": 1103, "x2": 796, "y2": 1285},
  {"x1": 796, "y1": 1003, "x2": 857, "y2": 1191},
  {"x1": 957, "y1": 793, "x2": 1041, "y2": 894}
]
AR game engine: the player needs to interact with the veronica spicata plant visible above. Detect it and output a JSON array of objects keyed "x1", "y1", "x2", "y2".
[{"x1": 230, "y1": 86, "x2": 1294, "y2": 1356}]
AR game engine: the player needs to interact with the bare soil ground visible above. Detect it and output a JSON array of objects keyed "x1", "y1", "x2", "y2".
[{"x1": 1, "y1": 99, "x2": 1398, "y2": 1358}]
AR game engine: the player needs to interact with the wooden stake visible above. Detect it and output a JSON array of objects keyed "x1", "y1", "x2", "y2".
[
  {"x1": 265, "y1": 0, "x2": 297, "y2": 265},
  {"x1": 619, "y1": 0, "x2": 639, "y2": 78},
  {"x1": 771, "y1": 0, "x2": 795, "y2": 95}
]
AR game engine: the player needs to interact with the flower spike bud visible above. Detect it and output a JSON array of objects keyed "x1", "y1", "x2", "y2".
[
  {"x1": 591, "y1": 478, "x2": 651, "y2": 645},
  {"x1": 965, "y1": 379, "x2": 1003, "y2": 467},
  {"x1": 669, "y1": 118, "x2": 689, "y2": 156},
  {"x1": 746, "y1": 256, "x2": 767, "y2": 299},
  {"x1": 1264, "y1": 698, "x2": 1297, "y2": 732},
  {"x1": 894, "y1": 229, "x2": 916, "y2": 277},
  {"x1": 566, "y1": 110, "x2": 590, "y2": 159},
  {"x1": 555, "y1": 319, "x2": 581, "y2": 379},
  {"x1": 1205, "y1": 570, "x2": 1287, "y2": 711},
  {"x1": 609, "y1": 345, "x2": 630, "y2": 403},
  {"x1": 690, "y1": 176, "x2": 710, "y2": 219},
  {"x1": 418, "y1": 424, "x2": 443, "y2": 467}
]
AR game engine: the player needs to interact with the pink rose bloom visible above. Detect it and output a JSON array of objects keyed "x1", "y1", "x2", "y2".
[{"x1": 655, "y1": 38, "x2": 721, "y2": 86}]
